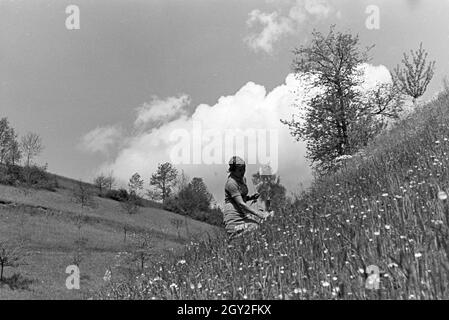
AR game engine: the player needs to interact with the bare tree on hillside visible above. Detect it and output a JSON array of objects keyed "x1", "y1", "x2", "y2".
[
  {"x1": 105, "y1": 171, "x2": 116, "y2": 190},
  {"x1": 130, "y1": 232, "x2": 154, "y2": 271},
  {"x1": 20, "y1": 132, "x2": 43, "y2": 167},
  {"x1": 0, "y1": 241, "x2": 27, "y2": 282},
  {"x1": 72, "y1": 179, "x2": 96, "y2": 210},
  {"x1": 171, "y1": 218, "x2": 184, "y2": 240},
  {"x1": 94, "y1": 173, "x2": 109, "y2": 194}
]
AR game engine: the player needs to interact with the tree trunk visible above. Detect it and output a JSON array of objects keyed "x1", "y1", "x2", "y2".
[{"x1": 338, "y1": 88, "x2": 349, "y2": 155}]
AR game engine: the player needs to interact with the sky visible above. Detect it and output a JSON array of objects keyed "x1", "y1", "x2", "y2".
[{"x1": 1, "y1": 0, "x2": 449, "y2": 204}]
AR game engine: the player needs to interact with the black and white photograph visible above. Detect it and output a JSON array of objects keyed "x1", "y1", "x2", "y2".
[{"x1": 1, "y1": 0, "x2": 449, "y2": 306}]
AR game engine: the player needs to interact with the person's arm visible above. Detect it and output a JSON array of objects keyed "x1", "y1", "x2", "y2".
[
  {"x1": 232, "y1": 194, "x2": 268, "y2": 220},
  {"x1": 247, "y1": 193, "x2": 260, "y2": 202}
]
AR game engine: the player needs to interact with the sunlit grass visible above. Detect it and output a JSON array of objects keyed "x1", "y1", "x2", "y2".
[{"x1": 99, "y1": 90, "x2": 449, "y2": 300}]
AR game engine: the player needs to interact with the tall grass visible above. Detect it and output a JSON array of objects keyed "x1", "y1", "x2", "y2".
[{"x1": 99, "y1": 90, "x2": 449, "y2": 300}]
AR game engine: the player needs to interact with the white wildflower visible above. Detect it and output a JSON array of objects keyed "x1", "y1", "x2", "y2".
[{"x1": 438, "y1": 191, "x2": 447, "y2": 200}]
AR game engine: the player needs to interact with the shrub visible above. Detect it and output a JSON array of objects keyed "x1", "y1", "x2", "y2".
[
  {"x1": 22, "y1": 164, "x2": 57, "y2": 191},
  {"x1": 0, "y1": 164, "x2": 23, "y2": 186},
  {"x1": 0, "y1": 164, "x2": 56, "y2": 191},
  {"x1": 104, "y1": 188, "x2": 129, "y2": 202}
]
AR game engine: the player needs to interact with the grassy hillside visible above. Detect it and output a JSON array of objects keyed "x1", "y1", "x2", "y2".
[
  {"x1": 0, "y1": 178, "x2": 219, "y2": 299},
  {"x1": 100, "y1": 90, "x2": 449, "y2": 300}
]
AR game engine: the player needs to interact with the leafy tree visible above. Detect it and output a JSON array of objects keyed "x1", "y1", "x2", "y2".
[
  {"x1": 7, "y1": 139, "x2": 21, "y2": 166},
  {"x1": 189, "y1": 177, "x2": 213, "y2": 211},
  {"x1": 20, "y1": 132, "x2": 43, "y2": 167},
  {"x1": 393, "y1": 42, "x2": 436, "y2": 104},
  {"x1": 172, "y1": 169, "x2": 189, "y2": 194},
  {"x1": 168, "y1": 177, "x2": 212, "y2": 214},
  {"x1": 0, "y1": 118, "x2": 21, "y2": 166},
  {"x1": 121, "y1": 173, "x2": 143, "y2": 215},
  {"x1": 163, "y1": 177, "x2": 221, "y2": 226},
  {"x1": 94, "y1": 173, "x2": 109, "y2": 194},
  {"x1": 282, "y1": 26, "x2": 401, "y2": 174},
  {"x1": 128, "y1": 172, "x2": 144, "y2": 196},
  {"x1": 149, "y1": 162, "x2": 178, "y2": 203}
]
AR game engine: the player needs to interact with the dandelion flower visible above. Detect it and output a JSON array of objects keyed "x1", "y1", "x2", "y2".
[
  {"x1": 438, "y1": 191, "x2": 448, "y2": 200},
  {"x1": 103, "y1": 269, "x2": 112, "y2": 282},
  {"x1": 385, "y1": 225, "x2": 391, "y2": 230},
  {"x1": 374, "y1": 231, "x2": 380, "y2": 236},
  {"x1": 415, "y1": 252, "x2": 422, "y2": 258},
  {"x1": 190, "y1": 283, "x2": 195, "y2": 290},
  {"x1": 388, "y1": 263, "x2": 398, "y2": 268},
  {"x1": 321, "y1": 281, "x2": 330, "y2": 287}
]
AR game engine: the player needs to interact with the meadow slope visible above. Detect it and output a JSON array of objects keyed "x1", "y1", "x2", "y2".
[
  {"x1": 0, "y1": 181, "x2": 218, "y2": 299},
  {"x1": 100, "y1": 90, "x2": 449, "y2": 300}
]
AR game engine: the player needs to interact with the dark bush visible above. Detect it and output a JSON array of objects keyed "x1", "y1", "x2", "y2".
[
  {"x1": 104, "y1": 189, "x2": 149, "y2": 209},
  {"x1": 0, "y1": 273, "x2": 35, "y2": 291},
  {"x1": 104, "y1": 188, "x2": 129, "y2": 202},
  {"x1": 163, "y1": 196, "x2": 186, "y2": 215},
  {"x1": 0, "y1": 164, "x2": 56, "y2": 191},
  {"x1": 0, "y1": 164, "x2": 23, "y2": 186},
  {"x1": 22, "y1": 165, "x2": 57, "y2": 191},
  {"x1": 163, "y1": 194, "x2": 224, "y2": 227}
]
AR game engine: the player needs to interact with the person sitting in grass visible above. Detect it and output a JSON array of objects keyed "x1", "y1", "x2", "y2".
[{"x1": 223, "y1": 156, "x2": 273, "y2": 239}]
